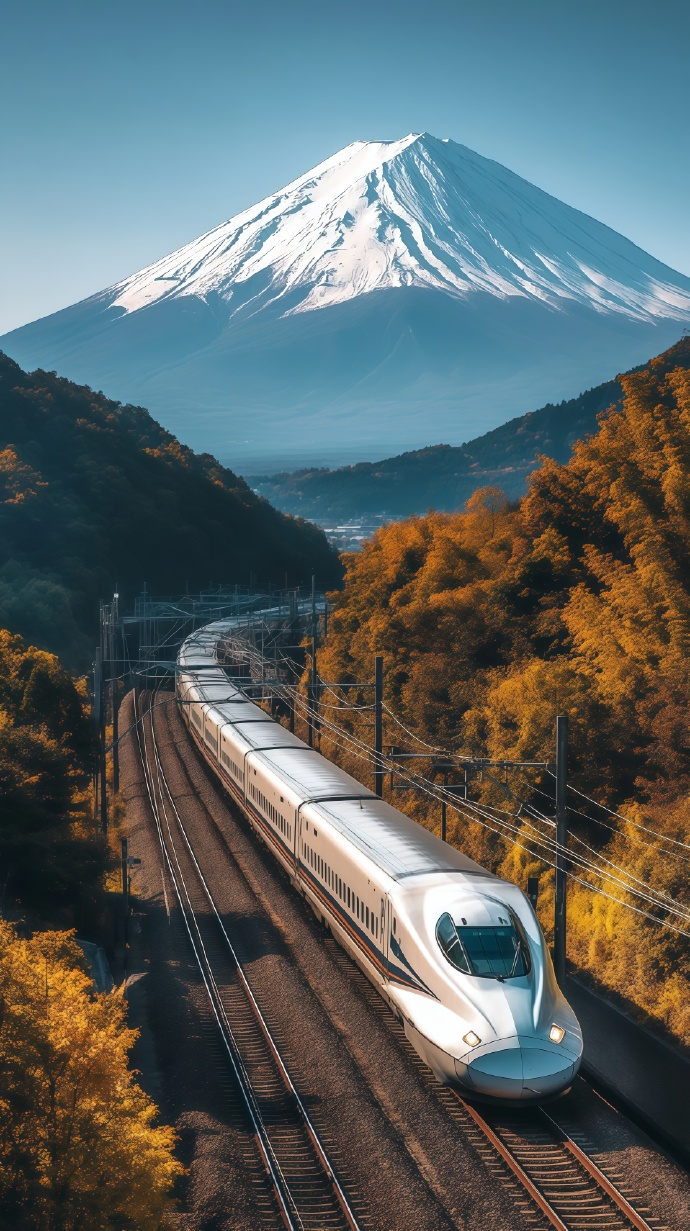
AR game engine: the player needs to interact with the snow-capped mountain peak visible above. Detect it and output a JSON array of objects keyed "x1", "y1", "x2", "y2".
[
  {"x1": 5, "y1": 133, "x2": 690, "y2": 471},
  {"x1": 109, "y1": 132, "x2": 690, "y2": 325}
]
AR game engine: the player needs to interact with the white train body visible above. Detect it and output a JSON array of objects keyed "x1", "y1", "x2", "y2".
[{"x1": 176, "y1": 621, "x2": 582, "y2": 1101}]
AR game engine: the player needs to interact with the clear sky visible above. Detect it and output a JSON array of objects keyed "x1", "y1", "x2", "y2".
[{"x1": 2, "y1": 0, "x2": 689, "y2": 334}]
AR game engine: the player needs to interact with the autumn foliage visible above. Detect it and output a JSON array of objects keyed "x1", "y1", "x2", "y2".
[
  {"x1": 0, "y1": 629, "x2": 108, "y2": 923},
  {"x1": 318, "y1": 338, "x2": 690, "y2": 1044},
  {"x1": 0, "y1": 921, "x2": 181, "y2": 1230}
]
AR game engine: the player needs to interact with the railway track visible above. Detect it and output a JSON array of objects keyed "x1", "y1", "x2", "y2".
[
  {"x1": 135, "y1": 689, "x2": 363, "y2": 1231},
  {"x1": 322, "y1": 932, "x2": 658, "y2": 1231},
  {"x1": 140, "y1": 687, "x2": 663, "y2": 1231},
  {"x1": 456, "y1": 1102, "x2": 656, "y2": 1231}
]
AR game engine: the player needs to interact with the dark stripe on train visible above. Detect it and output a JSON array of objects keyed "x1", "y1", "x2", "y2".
[{"x1": 188, "y1": 710, "x2": 433, "y2": 996}]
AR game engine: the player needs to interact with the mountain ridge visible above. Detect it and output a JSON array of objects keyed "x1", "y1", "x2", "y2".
[
  {"x1": 0, "y1": 351, "x2": 338, "y2": 666},
  {"x1": 251, "y1": 336, "x2": 690, "y2": 522}
]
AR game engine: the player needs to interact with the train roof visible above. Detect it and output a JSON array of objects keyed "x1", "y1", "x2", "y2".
[
  {"x1": 310, "y1": 795, "x2": 489, "y2": 882},
  {"x1": 251, "y1": 745, "x2": 375, "y2": 800},
  {"x1": 179, "y1": 623, "x2": 493, "y2": 885},
  {"x1": 233, "y1": 721, "x2": 306, "y2": 751},
  {"x1": 253, "y1": 747, "x2": 488, "y2": 884}
]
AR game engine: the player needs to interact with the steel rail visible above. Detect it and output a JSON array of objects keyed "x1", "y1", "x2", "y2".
[
  {"x1": 314, "y1": 919, "x2": 656, "y2": 1231},
  {"x1": 134, "y1": 689, "x2": 299, "y2": 1231},
  {"x1": 539, "y1": 1107, "x2": 654, "y2": 1231},
  {"x1": 137, "y1": 688, "x2": 362, "y2": 1231},
  {"x1": 148, "y1": 697, "x2": 361, "y2": 1230},
  {"x1": 455, "y1": 1095, "x2": 655, "y2": 1231}
]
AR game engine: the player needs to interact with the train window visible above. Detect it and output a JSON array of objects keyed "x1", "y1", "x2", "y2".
[
  {"x1": 347, "y1": 887, "x2": 351, "y2": 909},
  {"x1": 393, "y1": 918, "x2": 396, "y2": 934},
  {"x1": 366, "y1": 906, "x2": 370, "y2": 929},
  {"x1": 436, "y1": 912, "x2": 531, "y2": 979},
  {"x1": 436, "y1": 914, "x2": 471, "y2": 973}
]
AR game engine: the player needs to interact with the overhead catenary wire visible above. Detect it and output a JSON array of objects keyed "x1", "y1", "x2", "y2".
[
  {"x1": 529, "y1": 780, "x2": 690, "y2": 869},
  {"x1": 546, "y1": 771, "x2": 690, "y2": 856},
  {"x1": 186, "y1": 622, "x2": 690, "y2": 940}
]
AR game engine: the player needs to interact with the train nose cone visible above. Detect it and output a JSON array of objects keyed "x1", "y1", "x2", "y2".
[{"x1": 456, "y1": 1038, "x2": 576, "y2": 1099}]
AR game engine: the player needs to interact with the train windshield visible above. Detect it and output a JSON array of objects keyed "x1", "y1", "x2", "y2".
[{"x1": 436, "y1": 912, "x2": 531, "y2": 979}]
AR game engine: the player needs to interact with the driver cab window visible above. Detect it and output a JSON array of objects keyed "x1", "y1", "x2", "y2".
[{"x1": 436, "y1": 911, "x2": 530, "y2": 979}]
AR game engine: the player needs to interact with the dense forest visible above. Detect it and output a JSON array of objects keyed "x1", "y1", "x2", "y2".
[
  {"x1": 0, "y1": 352, "x2": 340, "y2": 668},
  {"x1": 316, "y1": 337, "x2": 690, "y2": 1046},
  {"x1": 253, "y1": 356, "x2": 662, "y2": 522},
  {"x1": 0, "y1": 629, "x2": 106, "y2": 924}
]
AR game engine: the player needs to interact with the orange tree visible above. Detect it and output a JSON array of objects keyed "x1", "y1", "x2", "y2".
[
  {"x1": 0, "y1": 921, "x2": 182, "y2": 1230},
  {"x1": 316, "y1": 340, "x2": 690, "y2": 1043}
]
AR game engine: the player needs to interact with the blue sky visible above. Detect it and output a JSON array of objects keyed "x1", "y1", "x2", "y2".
[{"x1": 2, "y1": 0, "x2": 688, "y2": 334}]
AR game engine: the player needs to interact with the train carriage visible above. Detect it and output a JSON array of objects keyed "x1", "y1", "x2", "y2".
[{"x1": 176, "y1": 619, "x2": 582, "y2": 1101}]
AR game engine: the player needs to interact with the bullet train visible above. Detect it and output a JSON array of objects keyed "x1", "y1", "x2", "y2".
[{"x1": 176, "y1": 619, "x2": 582, "y2": 1102}]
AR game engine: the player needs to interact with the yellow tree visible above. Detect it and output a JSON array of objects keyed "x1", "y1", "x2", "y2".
[{"x1": 0, "y1": 922, "x2": 182, "y2": 1230}]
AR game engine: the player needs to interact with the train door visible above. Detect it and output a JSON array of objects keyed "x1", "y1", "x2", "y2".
[
  {"x1": 381, "y1": 893, "x2": 391, "y2": 975},
  {"x1": 292, "y1": 802, "x2": 299, "y2": 863},
  {"x1": 295, "y1": 811, "x2": 305, "y2": 888}
]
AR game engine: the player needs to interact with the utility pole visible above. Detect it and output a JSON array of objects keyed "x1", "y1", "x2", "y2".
[
  {"x1": 97, "y1": 640, "x2": 107, "y2": 834},
  {"x1": 311, "y1": 574, "x2": 317, "y2": 645},
  {"x1": 307, "y1": 576, "x2": 318, "y2": 747},
  {"x1": 111, "y1": 593, "x2": 120, "y2": 794},
  {"x1": 93, "y1": 645, "x2": 101, "y2": 824},
  {"x1": 441, "y1": 771, "x2": 447, "y2": 841},
  {"x1": 374, "y1": 654, "x2": 383, "y2": 797},
  {"x1": 554, "y1": 714, "x2": 568, "y2": 987},
  {"x1": 308, "y1": 639, "x2": 317, "y2": 747},
  {"x1": 121, "y1": 837, "x2": 129, "y2": 944}
]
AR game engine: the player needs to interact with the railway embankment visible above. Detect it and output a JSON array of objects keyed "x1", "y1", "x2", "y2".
[{"x1": 567, "y1": 978, "x2": 690, "y2": 1163}]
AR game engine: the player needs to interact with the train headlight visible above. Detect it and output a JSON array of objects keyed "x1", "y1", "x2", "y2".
[
  {"x1": 463, "y1": 1030, "x2": 481, "y2": 1048},
  {"x1": 549, "y1": 1024, "x2": 565, "y2": 1044}
]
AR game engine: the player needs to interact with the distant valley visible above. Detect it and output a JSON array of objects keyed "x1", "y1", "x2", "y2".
[
  {"x1": 252, "y1": 336, "x2": 690, "y2": 531},
  {"x1": 249, "y1": 356, "x2": 628, "y2": 524}
]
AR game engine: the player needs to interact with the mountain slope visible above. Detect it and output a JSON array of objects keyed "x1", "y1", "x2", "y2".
[
  {"x1": 3, "y1": 134, "x2": 690, "y2": 468},
  {"x1": 0, "y1": 353, "x2": 339, "y2": 666},
  {"x1": 253, "y1": 337, "x2": 690, "y2": 521}
]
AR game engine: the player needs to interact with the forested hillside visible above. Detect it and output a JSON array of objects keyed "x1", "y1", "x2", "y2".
[
  {"x1": 316, "y1": 337, "x2": 690, "y2": 1045},
  {"x1": 0, "y1": 628, "x2": 105, "y2": 924},
  {"x1": 0, "y1": 353, "x2": 339, "y2": 666},
  {"x1": 253, "y1": 348, "x2": 681, "y2": 521}
]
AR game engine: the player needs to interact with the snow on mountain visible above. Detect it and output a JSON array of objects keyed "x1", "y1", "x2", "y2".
[
  {"x1": 109, "y1": 132, "x2": 690, "y2": 324},
  {"x1": 3, "y1": 133, "x2": 690, "y2": 470}
]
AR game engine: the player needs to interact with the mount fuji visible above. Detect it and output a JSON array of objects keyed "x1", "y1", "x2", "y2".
[{"x1": 4, "y1": 132, "x2": 690, "y2": 470}]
